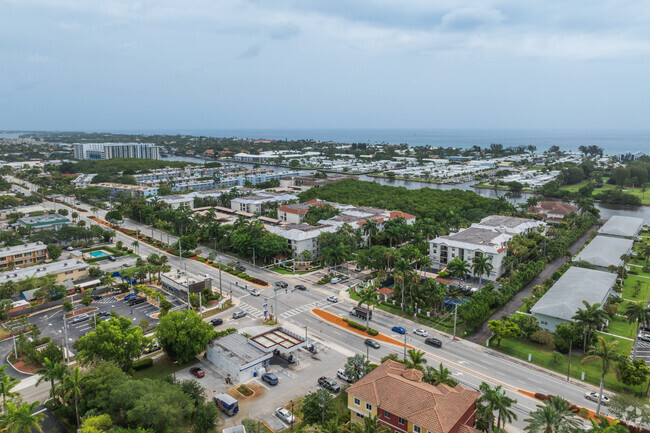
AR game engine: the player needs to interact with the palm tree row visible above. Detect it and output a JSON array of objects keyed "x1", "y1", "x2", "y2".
[{"x1": 36, "y1": 357, "x2": 85, "y2": 427}]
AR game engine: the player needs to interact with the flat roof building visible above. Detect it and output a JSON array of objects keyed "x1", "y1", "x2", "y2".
[
  {"x1": 0, "y1": 259, "x2": 89, "y2": 284},
  {"x1": 473, "y1": 215, "x2": 546, "y2": 236},
  {"x1": 573, "y1": 236, "x2": 634, "y2": 271},
  {"x1": 160, "y1": 270, "x2": 212, "y2": 301},
  {"x1": 531, "y1": 267, "x2": 617, "y2": 331},
  {"x1": 94, "y1": 182, "x2": 158, "y2": 198},
  {"x1": 73, "y1": 142, "x2": 160, "y2": 160},
  {"x1": 17, "y1": 214, "x2": 71, "y2": 231},
  {"x1": 598, "y1": 216, "x2": 644, "y2": 239},
  {"x1": 206, "y1": 332, "x2": 272, "y2": 383},
  {"x1": 0, "y1": 242, "x2": 49, "y2": 270}
]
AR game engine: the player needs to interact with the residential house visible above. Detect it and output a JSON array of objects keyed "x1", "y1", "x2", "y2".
[
  {"x1": 472, "y1": 215, "x2": 546, "y2": 236},
  {"x1": 346, "y1": 360, "x2": 479, "y2": 433},
  {"x1": 573, "y1": 236, "x2": 634, "y2": 271},
  {"x1": 230, "y1": 192, "x2": 298, "y2": 215},
  {"x1": 598, "y1": 216, "x2": 644, "y2": 239},
  {"x1": 265, "y1": 224, "x2": 337, "y2": 259},
  {"x1": 530, "y1": 201, "x2": 577, "y2": 223}
]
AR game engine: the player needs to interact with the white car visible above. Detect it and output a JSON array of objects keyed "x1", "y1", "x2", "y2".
[
  {"x1": 638, "y1": 332, "x2": 650, "y2": 342},
  {"x1": 414, "y1": 328, "x2": 428, "y2": 337},
  {"x1": 337, "y1": 368, "x2": 351, "y2": 383},
  {"x1": 585, "y1": 392, "x2": 610, "y2": 405},
  {"x1": 331, "y1": 277, "x2": 342, "y2": 284},
  {"x1": 250, "y1": 289, "x2": 261, "y2": 297},
  {"x1": 327, "y1": 296, "x2": 338, "y2": 303},
  {"x1": 275, "y1": 407, "x2": 295, "y2": 424}
]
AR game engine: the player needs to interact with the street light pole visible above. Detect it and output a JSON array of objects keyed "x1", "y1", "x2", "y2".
[
  {"x1": 452, "y1": 303, "x2": 458, "y2": 341},
  {"x1": 403, "y1": 331, "x2": 407, "y2": 360},
  {"x1": 63, "y1": 317, "x2": 70, "y2": 363}
]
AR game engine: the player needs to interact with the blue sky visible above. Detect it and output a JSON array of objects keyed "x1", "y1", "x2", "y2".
[{"x1": 1, "y1": 0, "x2": 649, "y2": 131}]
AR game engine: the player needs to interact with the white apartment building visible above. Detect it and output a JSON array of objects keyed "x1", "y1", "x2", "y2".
[
  {"x1": 265, "y1": 224, "x2": 337, "y2": 259},
  {"x1": 429, "y1": 227, "x2": 511, "y2": 280},
  {"x1": 472, "y1": 215, "x2": 546, "y2": 236},
  {"x1": 73, "y1": 142, "x2": 160, "y2": 160},
  {"x1": 230, "y1": 192, "x2": 298, "y2": 215}
]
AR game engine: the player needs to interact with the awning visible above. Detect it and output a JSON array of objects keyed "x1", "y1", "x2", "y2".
[{"x1": 75, "y1": 279, "x2": 101, "y2": 289}]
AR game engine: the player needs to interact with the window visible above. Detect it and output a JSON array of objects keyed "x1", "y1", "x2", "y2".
[
  {"x1": 355, "y1": 412, "x2": 364, "y2": 419},
  {"x1": 366, "y1": 403, "x2": 372, "y2": 411},
  {"x1": 383, "y1": 410, "x2": 391, "y2": 418},
  {"x1": 398, "y1": 417, "x2": 405, "y2": 425},
  {"x1": 354, "y1": 398, "x2": 360, "y2": 406},
  {"x1": 413, "y1": 425, "x2": 421, "y2": 433}
]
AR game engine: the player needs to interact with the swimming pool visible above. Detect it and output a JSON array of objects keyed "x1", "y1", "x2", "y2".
[{"x1": 89, "y1": 251, "x2": 109, "y2": 258}]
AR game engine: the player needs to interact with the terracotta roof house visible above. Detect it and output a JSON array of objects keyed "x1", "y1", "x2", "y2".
[
  {"x1": 531, "y1": 201, "x2": 577, "y2": 223},
  {"x1": 346, "y1": 360, "x2": 479, "y2": 433},
  {"x1": 376, "y1": 287, "x2": 395, "y2": 302}
]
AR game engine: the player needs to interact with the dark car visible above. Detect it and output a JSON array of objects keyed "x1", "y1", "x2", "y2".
[
  {"x1": 91, "y1": 294, "x2": 102, "y2": 300},
  {"x1": 262, "y1": 372, "x2": 279, "y2": 385},
  {"x1": 97, "y1": 311, "x2": 111, "y2": 318},
  {"x1": 127, "y1": 297, "x2": 146, "y2": 306},
  {"x1": 210, "y1": 318, "x2": 224, "y2": 326},
  {"x1": 364, "y1": 339, "x2": 380, "y2": 349},
  {"x1": 318, "y1": 376, "x2": 341, "y2": 392},
  {"x1": 108, "y1": 256, "x2": 117, "y2": 262},
  {"x1": 235, "y1": 265, "x2": 246, "y2": 272},
  {"x1": 392, "y1": 326, "x2": 406, "y2": 335},
  {"x1": 275, "y1": 281, "x2": 288, "y2": 288},
  {"x1": 295, "y1": 285, "x2": 307, "y2": 291},
  {"x1": 425, "y1": 337, "x2": 442, "y2": 348},
  {"x1": 189, "y1": 367, "x2": 205, "y2": 378}
]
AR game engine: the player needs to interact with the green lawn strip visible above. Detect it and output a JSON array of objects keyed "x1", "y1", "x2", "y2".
[
  {"x1": 376, "y1": 301, "x2": 457, "y2": 333},
  {"x1": 132, "y1": 355, "x2": 198, "y2": 380},
  {"x1": 558, "y1": 178, "x2": 650, "y2": 205},
  {"x1": 494, "y1": 337, "x2": 641, "y2": 393},
  {"x1": 621, "y1": 276, "x2": 650, "y2": 301},
  {"x1": 605, "y1": 315, "x2": 635, "y2": 339},
  {"x1": 270, "y1": 266, "x2": 311, "y2": 275}
]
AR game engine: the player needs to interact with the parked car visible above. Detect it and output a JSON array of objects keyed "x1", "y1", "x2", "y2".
[
  {"x1": 97, "y1": 311, "x2": 111, "y2": 318},
  {"x1": 70, "y1": 314, "x2": 90, "y2": 324},
  {"x1": 638, "y1": 332, "x2": 650, "y2": 342},
  {"x1": 275, "y1": 281, "x2": 288, "y2": 288},
  {"x1": 337, "y1": 368, "x2": 351, "y2": 382},
  {"x1": 66, "y1": 246, "x2": 74, "y2": 251},
  {"x1": 365, "y1": 339, "x2": 380, "y2": 349},
  {"x1": 127, "y1": 297, "x2": 146, "y2": 306},
  {"x1": 330, "y1": 277, "x2": 342, "y2": 284},
  {"x1": 295, "y1": 285, "x2": 307, "y2": 291},
  {"x1": 425, "y1": 337, "x2": 442, "y2": 348},
  {"x1": 275, "y1": 407, "x2": 295, "y2": 424},
  {"x1": 235, "y1": 265, "x2": 246, "y2": 272},
  {"x1": 91, "y1": 294, "x2": 102, "y2": 300},
  {"x1": 124, "y1": 293, "x2": 138, "y2": 300},
  {"x1": 108, "y1": 256, "x2": 116, "y2": 262},
  {"x1": 210, "y1": 318, "x2": 223, "y2": 326},
  {"x1": 392, "y1": 326, "x2": 406, "y2": 334},
  {"x1": 250, "y1": 289, "x2": 261, "y2": 296},
  {"x1": 326, "y1": 296, "x2": 338, "y2": 303},
  {"x1": 262, "y1": 372, "x2": 279, "y2": 385},
  {"x1": 189, "y1": 367, "x2": 205, "y2": 378},
  {"x1": 318, "y1": 376, "x2": 341, "y2": 392},
  {"x1": 585, "y1": 392, "x2": 610, "y2": 405},
  {"x1": 232, "y1": 311, "x2": 247, "y2": 319},
  {"x1": 144, "y1": 342, "x2": 161, "y2": 354},
  {"x1": 414, "y1": 328, "x2": 428, "y2": 337}
]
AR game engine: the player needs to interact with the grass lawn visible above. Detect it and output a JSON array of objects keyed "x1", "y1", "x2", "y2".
[
  {"x1": 494, "y1": 337, "x2": 642, "y2": 393},
  {"x1": 559, "y1": 177, "x2": 650, "y2": 205},
  {"x1": 132, "y1": 354, "x2": 198, "y2": 380},
  {"x1": 270, "y1": 266, "x2": 312, "y2": 275},
  {"x1": 604, "y1": 315, "x2": 635, "y2": 339},
  {"x1": 621, "y1": 275, "x2": 650, "y2": 302}
]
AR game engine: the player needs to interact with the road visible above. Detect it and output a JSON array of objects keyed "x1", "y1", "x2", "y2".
[{"x1": 9, "y1": 180, "x2": 610, "y2": 430}]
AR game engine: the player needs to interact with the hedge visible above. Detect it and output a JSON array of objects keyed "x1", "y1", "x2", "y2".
[
  {"x1": 215, "y1": 328, "x2": 238, "y2": 338},
  {"x1": 133, "y1": 358, "x2": 153, "y2": 371},
  {"x1": 343, "y1": 318, "x2": 378, "y2": 336}
]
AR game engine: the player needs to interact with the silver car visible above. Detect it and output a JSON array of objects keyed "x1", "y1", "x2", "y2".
[
  {"x1": 275, "y1": 407, "x2": 295, "y2": 424},
  {"x1": 232, "y1": 311, "x2": 247, "y2": 319},
  {"x1": 414, "y1": 328, "x2": 428, "y2": 337}
]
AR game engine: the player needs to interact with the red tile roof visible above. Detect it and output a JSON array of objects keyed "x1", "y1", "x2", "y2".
[
  {"x1": 347, "y1": 360, "x2": 479, "y2": 433},
  {"x1": 389, "y1": 211, "x2": 416, "y2": 220},
  {"x1": 377, "y1": 287, "x2": 394, "y2": 295},
  {"x1": 457, "y1": 426, "x2": 482, "y2": 433}
]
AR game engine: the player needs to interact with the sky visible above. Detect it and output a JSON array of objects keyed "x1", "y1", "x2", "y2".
[{"x1": 1, "y1": 0, "x2": 650, "y2": 131}]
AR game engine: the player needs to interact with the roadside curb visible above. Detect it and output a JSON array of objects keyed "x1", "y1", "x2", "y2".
[{"x1": 6, "y1": 354, "x2": 35, "y2": 376}]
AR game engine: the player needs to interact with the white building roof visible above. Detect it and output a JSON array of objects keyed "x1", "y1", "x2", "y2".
[
  {"x1": 0, "y1": 259, "x2": 88, "y2": 282},
  {"x1": 431, "y1": 227, "x2": 511, "y2": 254},
  {"x1": 598, "y1": 216, "x2": 644, "y2": 238},
  {"x1": 473, "y1": 215, "x2": 545, "y2": 234},
  {"x1": 0, "y1": 242, "x2": 47, "y2": 258},
  {"x1": 266, "y1": 223, "x2": 336, "y2": 241},
  {"x1": 573, "y1": 236, "x2": 634, "y2": 269}
]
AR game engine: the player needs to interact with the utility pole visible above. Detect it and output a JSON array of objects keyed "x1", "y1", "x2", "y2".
[
  {"x1": 291, "y1": 400, "x2": 294, "y2": 432},
  {"x1": 218, "y1": 256, "x2": 223, "y2": 296},
  {"x1": 567, "y1": 339, "x2": 573, "y2": 381},
  {"x1": 252, "y1": 247, "x2": 256, "y2": 267},
  {"x1": 403, "y1": 331, "x2": 407, "y2": 360},
  {"x1": 12, "y1": 335, "x2": 17, "y2": 358},
  {"x1": 63, "y1": 317, "x2": 70, "y2": 363},
  {"x1": 452, "y1": 303, "x2": 458, "y2": 341}
]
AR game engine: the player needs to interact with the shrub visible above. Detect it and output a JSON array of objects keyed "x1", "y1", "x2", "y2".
[
  {"x1": 132, "y1": 358, "x2": 153, "y2": 371},
  {"x1": 551, "y1": 351, "x2": 563, "y2": 364},
  {"x1": 603, "y1": 303, "x2": 618, "y2": 317},
  {"x1": 629, "y1": 269, "x2": 638, "y2": 275},
  {"x1": 530, "y1": 329, "x2": 553, "y2": 345},
  {"x1": 197, "y1": 257, "x2": 206, "y2": 263}
]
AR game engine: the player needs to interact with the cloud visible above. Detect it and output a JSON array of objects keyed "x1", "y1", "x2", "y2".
[
  {"x1": 26, "y1": 54, "x2": 50, "y2": 64},
  {"x1": 440, "y1": 6, "x2": 506, "y2": 30}
]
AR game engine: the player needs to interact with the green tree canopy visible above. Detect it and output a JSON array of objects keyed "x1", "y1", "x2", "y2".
[{"x1": 155, "y1": 310, "x2": 215, "y2": 364}]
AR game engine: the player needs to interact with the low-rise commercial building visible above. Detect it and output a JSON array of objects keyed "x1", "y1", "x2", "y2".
[
  {"x1": 0, "y1": 204, "x2": 47, "y2": 220},
  {"x1": 71, "y1": 173, "x2": 97, "y2": 188},
  {"x1": 150, "y1": 195, "x2": 195, "y2": 209},
  {"x1": 206, "y1": 332, "x2": 272, "y2": 383},
  {"x1": 160, "y1": 270, "x2": 212, "y2": 301},
  {"x1": 346, "y1": 360, "x2": 479, "y2": 433},
  {"x1": 17, "y1": 214, "x2": 71, "y2": 231},
  {"x1": 0, "y1": 242, "x2": 49, "y2": 270},
  {"x1": 573, "y1": 236, "x2": 634, "y2": 271},
  {"x1": 598, "y1": 216, "x2": 644, "y2": 239},
  {"x1": 0, "y1": 259, "x2": 89, "y2": 284},
  {"x1": 429, "y1": 227, "x2": 511, "y2": 279},
  {"x1": 266, "y1": 223, "x2": 337, "y2": 259},
  {"x1": 531, "y1": 267, "x2": 617, "y2": 331}
]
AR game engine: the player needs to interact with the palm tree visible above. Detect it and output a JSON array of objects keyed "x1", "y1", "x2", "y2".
[
  {"x1": 344, "y1": 354, "x2": 370, "y2": 382},
  {"x1": 494, "y1": 390, "x2": 517, "y2": 432},
  {"x1": 406, "y1": 349, "x2": 427, "y2": 370},
  {"x1": 571, "y1": 301, "x2": 609, "y2": 352},
  {"x1": 625, "y1": 301, "x2": 650, "y2": 358},
  {"x1": 131, "y1": 240, "x2": 139, "y2": 255},
  {"x1": 523, "y1": 396, "x2": 580, "y2": 433},
  {"x1": 101, "y1": 275, "x2": 116, "y2": 292},
  {"x1": 587, "y1": 417, "x2": 628, "y2": 433},
  {"x1": 35, "y1": 358, "x2": 66, "y2": 404},
  {"x1": 357, "y1": 288, "x2": 379, "y2": 334},
  {"x1": 582, "y1": 337, "x2": 623, "y2": 417},
  {"x1": 447, "y1": 257, "x2": 470, "y2": 287},
  {"x1": 362, "y1": 219, "x2": 379, "y2": 248},
  {"x1": 0, "y1": 366, "x2": 19, "y2": 414},
  {"x1": 477, "y1": 383, "x2": 499, "y2": 433},
  {"x1": 63, "y1": 367, "x2": 83, "y2": 427},
  {"x1": 394, "y1": 258, "x2": 412, "y2": 311},
  {"x1": 2, "y1": 401, "x2": 46, "y2": 433},
  {"x1": 471, "y1": 254, "x2": 493, "y2": 287},
  {"x1": 346, "y1": 414, "x2": 390, "y2": 433},
  {"x1": 422, "y1": 363, "x2": 457, "y2": 387}
]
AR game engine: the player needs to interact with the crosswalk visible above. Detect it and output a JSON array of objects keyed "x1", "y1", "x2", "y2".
[
  {"x1": 280, "y1": 300, "x2": 326, "y2": 319},
  {"x1": 238, "y1": 302, "x2": 264, "y2": 318},
  {"x1": 93, "y1": 296, "x2": 117, "y2": 304}
]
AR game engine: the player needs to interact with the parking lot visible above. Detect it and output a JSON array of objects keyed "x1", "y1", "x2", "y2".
[
  {"x1": 171, "y1": 323, "x2": 349, "y2": 430},
  {"x1": 28, "y1": 292, "x2": 161, "y2": 354}
]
